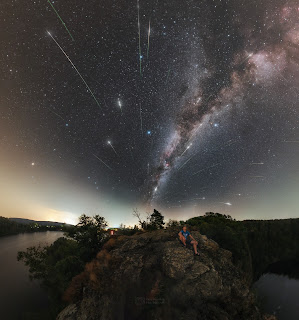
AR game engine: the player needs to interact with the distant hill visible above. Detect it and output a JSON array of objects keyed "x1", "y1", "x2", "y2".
[
  {"x1": 0, "y1": 216, "x2": 74, "y2": 237},
  {"x1": 8, "y1": 218, "x2": 73, "y2": 227}
]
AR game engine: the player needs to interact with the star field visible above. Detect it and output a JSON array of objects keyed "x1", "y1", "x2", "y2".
[{"x1": 0, "y1": 0, "x2": 298, "y2": 225}]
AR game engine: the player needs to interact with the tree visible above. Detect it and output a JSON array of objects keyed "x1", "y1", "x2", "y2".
[
  {"x1": 133, "y1": 208, "x2": 143, "y2": 226},
  {"x1": 149, "y1": 209, "x2": 165, "y2": 230},
  {"x1": 166, "y1": 219, "x2": 179, "y2": 227},
  {"x1": 133, "y1": 208, "x2": 149, "y2": 230},
  {"x1": 17, "y1": 214, "x2": 109, "y2": 317},
  {"x1": 17, "y1": 237, "x2": 84, "y2": 316},
  {"x1": 133, "y1": 209, "x2": 165, "y2": 230},
  {"x1": 65, "y1": 214, "x2": 108, "y2": 260}
]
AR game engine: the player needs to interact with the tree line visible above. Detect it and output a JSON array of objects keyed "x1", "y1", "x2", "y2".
[{"x1": 0, "y1": 216, "x2": 65, "y2": 237}]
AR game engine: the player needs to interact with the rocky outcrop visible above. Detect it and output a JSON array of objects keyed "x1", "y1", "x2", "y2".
[{"x1": 57, "y1": 229, "x2": 274, "y2": 320}]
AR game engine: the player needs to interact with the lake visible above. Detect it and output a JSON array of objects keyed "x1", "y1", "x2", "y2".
[
  {"x1": 0, "y1": 231, "x2": 64, "y2": 320},
  {"x1": 253, "y1": 273, "x2": 299, "y2": 320}
]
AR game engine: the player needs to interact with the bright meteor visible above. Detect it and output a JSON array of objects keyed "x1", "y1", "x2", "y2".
[
  {"x1": 107, "y1": 141, "x2": 118, "y2": 155},
  {"x1": 219, "y1": 202, "x2": 232, "y2": 206},
  {"x1": 180, "y1": 143, "x2": 192, "y2": 157},
  {"x1": 137, "y1": 0, "x2": 142, "y2": 76},
  {"x1": 118, "y1": 98, "x2": 123, "y2": 114},
  {"x1": 249, "y1": 162, "x2": 264, "y2": 165},
  {"x1": 147, "y1": 19, "x2": 151, "y2": 59},
  {"x1": 238, "y1": 52, "x2": 253, "y2": 66},
  {"x1": 47, "y1": 31, "x2": 101, "y2": 108}
]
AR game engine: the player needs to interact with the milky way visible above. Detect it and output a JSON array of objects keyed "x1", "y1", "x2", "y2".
[{"x1": 147, "y1": 0, "x2": 299, "y2": 207}]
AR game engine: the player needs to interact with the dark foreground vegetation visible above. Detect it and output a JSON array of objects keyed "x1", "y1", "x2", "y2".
[
  {"x1": 185, "y1": 213, "x2": 299, "y2": 280},
  {"x1": 16, "y1": 210, "x2": 299, "y2": 319}
]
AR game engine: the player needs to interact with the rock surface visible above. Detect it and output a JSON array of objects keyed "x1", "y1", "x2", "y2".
[{"x1": 57, "y1": 229, "x2": 275, "y2": 320}]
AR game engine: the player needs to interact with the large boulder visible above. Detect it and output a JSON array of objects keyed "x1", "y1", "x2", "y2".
[{"x1": 57, "y1": 229, "x2": 273, "y2": 320}]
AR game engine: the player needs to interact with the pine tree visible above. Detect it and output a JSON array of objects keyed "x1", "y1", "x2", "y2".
[{"x1": 150, "y1": 209, "x2": 165, "y2": 230}]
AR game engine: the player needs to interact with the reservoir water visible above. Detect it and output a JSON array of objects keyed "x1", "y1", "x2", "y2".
[
  {"x1": 0, "y1": 231, "x2": 64, "y2": 320},
  {"x1": 253, "y1": 273, "x2": 299, "y2": 320}
]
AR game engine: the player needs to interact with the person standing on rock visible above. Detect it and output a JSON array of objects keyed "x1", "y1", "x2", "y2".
[{"x1": 178, "y1": 226, "x2": 200, "y2": 256}]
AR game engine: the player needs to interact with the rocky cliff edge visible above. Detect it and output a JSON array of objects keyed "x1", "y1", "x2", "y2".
[{"x1": 57, "y1": 229, "x2": 275, "y2": 320}]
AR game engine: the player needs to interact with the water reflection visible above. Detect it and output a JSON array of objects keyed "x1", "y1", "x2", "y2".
[
  {"x1": 0, "y1": 232, "x2": 64, "y2": 319},
  {"x1": 253, "y1": 273, "x2": 299, "y2": 320}
]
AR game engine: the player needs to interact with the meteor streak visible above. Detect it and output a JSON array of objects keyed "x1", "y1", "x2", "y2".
[
  {"x1": 107, "y1": 141, "x2": 118, "y2": 155},
  {"x1": 118, "y1": 98, "x2": 123, "y2": 114},
  {"x1": 177, "y1": 155, "x2": 193, "y2": 171},
  {"x1": 249, "y1": 175, "x2": 264, "y2": 178},
  {"x1": 137, "y1": 0, "x2": 142, "y2": 76},
  {"x1": 92, "y1": 154, "x2": 113, "y2": 171},
  {"x1": 224, "y1": 139, "x2": 237, "y2": 147},
  {"x1": 178, "y1": 197, "x2": 206, "y2": 202},
  {"x1": 47, "y1": 0, "x2": 74, "y2": 41},
  {"x1": 47, "y1": 108, "x2": 65, "y2": 121},
  {"x1": 139, "y1": 104, "x2": 143, "y2": 136},
  {"x1": 192, "y1": 163, "x2": 220, "y2": 176},
  {"x1": 147, "y1": 19, "x2": 151, "y2": 59},
  {"x1": 47, "y1": 31, "x2": 101, "y2": 108},
  {"x1": 180, "y1": 143, "x2": 192, "y2": 157},
  {"x1": 219, "y1": 202, "x2": 232, "y2": 206},
  {"x1": 165, "y1": 65, "x2": 171, "y2": 84},
  {"x1": 237, "y1": 52, "x2": 253, "y2": 67},
  {"x1": 249, "y1": 162, "x2": 264, "y2": 165}
]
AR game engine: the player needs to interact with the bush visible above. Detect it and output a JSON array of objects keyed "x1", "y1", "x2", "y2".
[{"x1": 17, "y1": 214, "x2": 109, "y2": 318}]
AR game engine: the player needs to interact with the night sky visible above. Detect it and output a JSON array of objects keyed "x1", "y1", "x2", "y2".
[{"x1": 0, "y1": 0, "x2": 298, "y2": 226}]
